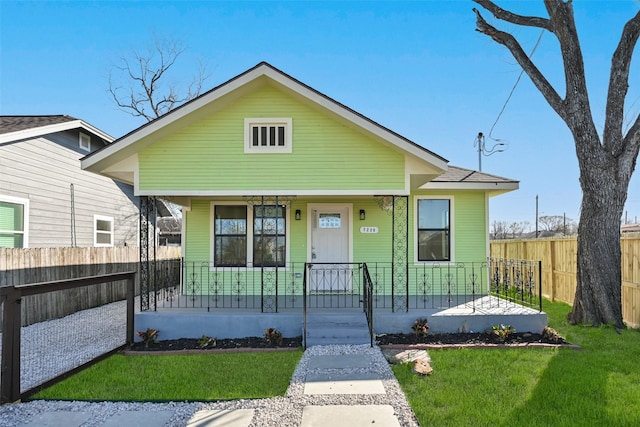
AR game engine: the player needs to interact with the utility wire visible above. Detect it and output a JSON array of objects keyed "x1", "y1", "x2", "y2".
[{"x1": 488, "y1": 29, "x2": 546, "y2": 143}]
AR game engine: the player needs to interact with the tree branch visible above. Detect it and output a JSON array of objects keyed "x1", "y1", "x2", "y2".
[
  {"x1": 472, "y1": 0, "x2": 552, "y2": 30},
  {"x1": 472, "y1": 5, "x2": 566, "y2": 119},
  {"x1": 544, "y1": 0, "x2": 598, "y2": 142},
  {"x1": 604, "y1": 10, "x2": 640, "y2": 155},
  {"x1": 107, "y1": 35, "x2": 208, "y2": 122}
]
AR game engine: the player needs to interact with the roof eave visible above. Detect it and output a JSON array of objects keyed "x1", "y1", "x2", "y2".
[
  {"x1": 0, "y1": 120, "x2": 114, "y2": 144},
  {"x1": 421, "y1": 181, "x2": 519, "y2": 194}
]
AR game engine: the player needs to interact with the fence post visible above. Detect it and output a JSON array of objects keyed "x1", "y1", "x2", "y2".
[
  {"x1": 549, "y1": 240, "x2": 557, "y2": 301},
  {"x1": 126, "y1": 274, "x2": 135, "y2": 345},
  {"x1": 1, "y1": 287, "x2": 21, "y2": 404}
]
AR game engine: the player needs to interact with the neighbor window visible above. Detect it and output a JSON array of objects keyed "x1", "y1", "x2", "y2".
[
  {"x1": 213, "y1": 203, "x2": 288, "y2": 267},
  {"x1": 79, "y1": 132, "x2": 91, "y2": 152},
  {"x1": 0, "y1": 196, "x2": 29, "y2": 248},
  {"x1": 417, "y1": 198, "x2": 451, "y2": 261},
  {"x1": 94, "y1": 215, "x2": 114, "y2": 247},
  {"x1": 244, "y1": 118, "x2": 292, "y2": 153}
]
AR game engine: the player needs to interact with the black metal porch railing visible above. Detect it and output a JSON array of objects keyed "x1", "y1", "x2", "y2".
[
  {"x1": 489, "y1": 258, "x2": 543, "y2": 311},
  {"x1": 144, "y1": 258, "x2": 542, "y2": 313},
  {"x1": 362, "y1": 263, "x2": 374, "y2": 347}
]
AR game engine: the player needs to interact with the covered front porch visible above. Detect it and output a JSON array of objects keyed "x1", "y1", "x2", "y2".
[{"x1": 134, "y1": 258, "x2": 547, "y2": 344}]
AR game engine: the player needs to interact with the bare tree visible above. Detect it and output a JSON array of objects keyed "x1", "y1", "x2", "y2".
[
  {"x1": 538, "y1": 215, "x2": 577, "y2": 235},
  {"x1": 491, "y1": 220, "x2": 509, "y2": 239},
  {"x1": 473, "y1": 0, "x2": 640, "y2": 328},
  {"x1": 507, "y1": 221, "x2": 529, "y2": 239},
  {"x1": 108, "y1": 34, "x2": 208, "y2": 121},
  {"x1": 491, "y1": 220, "x2": 529, "y2": 239}
]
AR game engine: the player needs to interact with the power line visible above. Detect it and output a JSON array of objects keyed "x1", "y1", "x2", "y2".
[{"x1": 488, "y1": 29, "x2": 546, "y2": 143}]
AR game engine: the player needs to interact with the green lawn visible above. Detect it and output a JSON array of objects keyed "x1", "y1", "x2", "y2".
[
  {"x1": 31, "y1": 350, "x2": 303, "y2": 401},
  {"x1": 394, "y1": 300, "x2": 640, "y2": 426}
]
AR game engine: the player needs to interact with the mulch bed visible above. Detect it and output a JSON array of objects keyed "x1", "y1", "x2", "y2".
[
  {"x1": 125, "y1": 336, "x2": 303, "y2": 355},
  {"x1": 376, "y1": 331, "x2": 578, "y2": 349},
  {"x1": 124, "y1": 330, "x2": 575, "y2": 355}
]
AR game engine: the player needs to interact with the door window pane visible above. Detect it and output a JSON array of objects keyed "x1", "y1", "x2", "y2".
[{"x1": 319, "y1": 213, "x2": 341, "y2": 229}]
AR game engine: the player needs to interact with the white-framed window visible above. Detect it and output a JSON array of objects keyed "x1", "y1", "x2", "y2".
[
  {"x1": 244, "y1": 118, "x2": 292, "y2": 153},
  {"x1": 94, "y1": 215, "x2": 114, "y2": 247},
  {"x1": 212, "y1": 202, "x2": 289, "y2": 267},
  {"x1": 415, "y1": 196, "x2": 453, "y2": 262},
  {"x1": 79, "y1": 132, "x2": 91, "y2": 152},
  {"x1": 0, "y1": 195, "x2": 29, "y2": 248}
]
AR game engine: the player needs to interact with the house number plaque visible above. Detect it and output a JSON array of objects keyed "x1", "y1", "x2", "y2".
[{"x1": 359, "y1": 226, "x2": 379, "y2": 234}]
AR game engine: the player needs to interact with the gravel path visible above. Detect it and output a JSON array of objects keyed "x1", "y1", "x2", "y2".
[
  {"x1": 0, "y1": 300, "x2": 419, "y2": 426},
  {"x1": 0, "y1": 344, "x2": 420, "y2": 426}
]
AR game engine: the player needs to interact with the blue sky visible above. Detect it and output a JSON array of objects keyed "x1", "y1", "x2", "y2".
[{"x1": 2, "y1": 0, "x2": 639, "y2": 227}]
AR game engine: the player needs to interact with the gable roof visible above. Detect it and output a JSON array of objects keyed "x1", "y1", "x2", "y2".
[
  {"x1": 81, "y1": 62, "x2": 448, "y2": 174},
  {"x1": 0, "y1": 115, "x2": 114, "y2": 144}
]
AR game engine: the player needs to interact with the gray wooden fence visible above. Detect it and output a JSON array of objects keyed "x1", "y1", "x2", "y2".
[{"x1": 0, "y1": 246, "x2": 181, "y2": 326}]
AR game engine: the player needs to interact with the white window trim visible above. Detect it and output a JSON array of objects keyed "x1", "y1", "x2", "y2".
[
  {"x1": 413, "y1": 195, "x2": 454, "y2": 264},
  {"x1": 210, "y1": 202, "x2": 291, "y2": 269},
  {"x1": 244, "y1": 118, "x2": 292, "y2": 153},
  {"x1": 0, "y1": 194, "x2": 29, "y2": 248},
  {"x1": 79, "y1": 132, "x2": 91, "y2": 152},
  {"x1": 94, "y1": 214, "x2": 114, "y2": 247}
]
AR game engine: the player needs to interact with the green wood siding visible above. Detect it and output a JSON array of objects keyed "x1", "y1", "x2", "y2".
[
  {"x1": 139, "y1": 85, "x2": 405, "y2": 192},
  {"x1": 184, "y1": 191, "x2": 487, "y2": 265},
  {"x1": 183, "y1": 199, "x2": 211, "y2": 262}
]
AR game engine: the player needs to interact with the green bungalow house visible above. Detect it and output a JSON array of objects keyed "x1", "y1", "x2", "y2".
[{"x1": 81, "y1": 62, "x2": 545, "y2": 345}]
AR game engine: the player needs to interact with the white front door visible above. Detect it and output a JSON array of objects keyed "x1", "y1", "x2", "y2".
[{"x1": 308, "y1": 204, "x2": 352, "y2": 291}]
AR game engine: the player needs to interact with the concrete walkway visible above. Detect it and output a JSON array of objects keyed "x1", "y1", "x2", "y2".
[{"x1": 10, "y1": 345, "x2": 421, "y2": 427}]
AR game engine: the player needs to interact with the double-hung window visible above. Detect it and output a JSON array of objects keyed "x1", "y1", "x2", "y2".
[
  {"x1": 254, "y1": 205, "x2": 286, "y2": 267},
  {"x1": 417, "y1": 198, "x2": 451, "y2": 262},
  {"x1": 94, "y1": 215, "x2": 114, "y2": 247},
  {"x1": 213, "y1": 204, "x2": 287, "y2": 267},
  {"x1": 214, "y1": 205, "x2": 248, "y2": 267},
  {"x1": 0, "y1": 196, "x2": 29, "y2": 248}
]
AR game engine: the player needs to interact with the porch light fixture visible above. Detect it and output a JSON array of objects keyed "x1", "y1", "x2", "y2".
[
  {"x1": 359, "y1": 209, "x2": 366, "y2": 220},
  {"x1": 295, "y1": 209, "x2": 301, "y2": 220}
]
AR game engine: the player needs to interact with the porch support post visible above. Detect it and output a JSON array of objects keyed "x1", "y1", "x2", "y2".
[
  {"x1": 139, "y1": 196, "x2": 157, "y2": 312},
  {"x1": 392, "y1": 195, "x2": 409, "y2": 312}
]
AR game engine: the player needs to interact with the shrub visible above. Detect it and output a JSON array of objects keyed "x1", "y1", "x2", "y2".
[
  {"x1": 264, "y1": 327, "x2": 283, "y2": 346},
  {"x1": 136, "y1": 328, "x2": 159, "y2": 347},
  {"x1": 198, "y1": 335, "x2": 217, "y2": 349},
  {"x1": 412, "y1": 318, "x2": 429, "y2": 336},
  {"x1": 490, "y1": 324, "x2": 515, "y2": 341}
]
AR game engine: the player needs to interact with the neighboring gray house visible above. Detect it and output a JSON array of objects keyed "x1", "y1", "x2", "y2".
[{"x1": 0, "y1": 115, "x2": 138, "y2": 248}]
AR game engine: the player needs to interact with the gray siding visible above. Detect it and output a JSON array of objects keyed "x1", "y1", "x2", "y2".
[{"x1": 0, "y1": 130, "x2": 138, "y2": 247}]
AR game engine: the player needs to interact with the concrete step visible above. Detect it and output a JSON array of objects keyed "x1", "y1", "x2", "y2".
[{"x1": 305, "y1": 313, "x2": 371, "y2": 346}]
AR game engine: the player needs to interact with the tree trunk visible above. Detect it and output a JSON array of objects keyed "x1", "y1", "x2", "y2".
[{"x1": 569, "y1": 155, "x2": 626, "y2": 329}]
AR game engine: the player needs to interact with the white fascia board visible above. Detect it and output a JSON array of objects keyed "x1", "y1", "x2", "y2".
[
  {"x1": 421, "y1": 182, "x2": 519, "y2": 191},
  {"x1": 135, "y1": 189, "x2": 410, "y2": 197},
  {"x1": 0, "y1": 120, "x2": 114, "y2": 144}
]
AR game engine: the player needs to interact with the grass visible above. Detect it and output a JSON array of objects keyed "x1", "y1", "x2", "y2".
[
  {"x1": 393, "y1": 300, "x2": 640, "y2": 426},
  {"x1": 31, "y1": 350, "x2": 303, "y2": 401}
]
